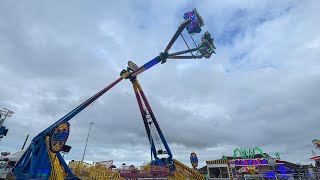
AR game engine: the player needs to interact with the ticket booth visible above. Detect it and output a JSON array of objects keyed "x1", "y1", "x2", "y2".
[{"x1": 206, "y1": 160, "x2": 235, "y2": 180}]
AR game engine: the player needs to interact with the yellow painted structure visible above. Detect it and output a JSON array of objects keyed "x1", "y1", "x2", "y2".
[
  {"x1": 46, "y1": 136, "x2": 67, "y2": 180},
  {"x1": 68, "y1": 159, "x2": 205, "y2": 180},
  {"x1": 172, "y1": 159, "x2": 206, "y2": 180},
  {"x1": 68, "y1": 161, "x2": 125, "y2": 180}
]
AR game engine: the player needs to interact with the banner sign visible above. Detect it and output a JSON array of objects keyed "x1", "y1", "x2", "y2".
[{"x1": 230, "y1": 159, "x2": 269, "y2": 166}]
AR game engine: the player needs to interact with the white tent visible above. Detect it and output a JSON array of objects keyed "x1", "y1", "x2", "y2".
[{"x1": 0, "y1": 150, "x2": 25, "y2": 162}]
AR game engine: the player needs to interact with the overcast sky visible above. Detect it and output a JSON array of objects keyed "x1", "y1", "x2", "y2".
[{"x1": 0, "y1": 0, "x2": 320, "y2": 168}]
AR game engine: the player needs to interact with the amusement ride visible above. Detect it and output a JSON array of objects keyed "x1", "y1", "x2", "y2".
[{"x1": 11, "y1": 8, "x2": 216, "y2": 179}]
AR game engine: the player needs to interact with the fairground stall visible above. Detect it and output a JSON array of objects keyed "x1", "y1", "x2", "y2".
[{"x1": 206, "y1": 147, "x2": 319, "y2": 179}]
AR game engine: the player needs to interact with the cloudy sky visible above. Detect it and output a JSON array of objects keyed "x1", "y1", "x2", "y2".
[{"x1": 0, "y1": 0, "x2": 320, "y2": 168}]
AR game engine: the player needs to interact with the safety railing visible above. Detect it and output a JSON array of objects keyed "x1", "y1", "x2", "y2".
[
  {"x1": 68, "y1": 160, "x2": 125, "y2": 180},
  {"x1": 173, "y1": 159, "x2": 206, "y2": 180}
]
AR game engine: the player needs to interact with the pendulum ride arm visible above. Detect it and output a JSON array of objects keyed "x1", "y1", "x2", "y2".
[
  {"x1": 118, "y1": 9, "x2": 216, "y2": 171},
  {"x1": 41, "y1": 77, "x2": 123, "y2": 137},
  {"x1": 131, "y1": 80, "x2": 173, "y2": 169},
  {"x1": 132, "y1": 81, "x2": 155, "y2": 158}
]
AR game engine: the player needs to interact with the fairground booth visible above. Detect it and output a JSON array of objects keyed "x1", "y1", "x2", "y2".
[{"x1": 205, "y1": 147, "x2": 318, "y2": 179}]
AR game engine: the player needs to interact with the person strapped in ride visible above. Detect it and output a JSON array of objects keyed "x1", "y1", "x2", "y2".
[
  {"x1": 184, "y1": 8, "x2": 204, "y2": 35},
  {"x1": 198, "y1": 31, "x2": 216, "y2": 58}
]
